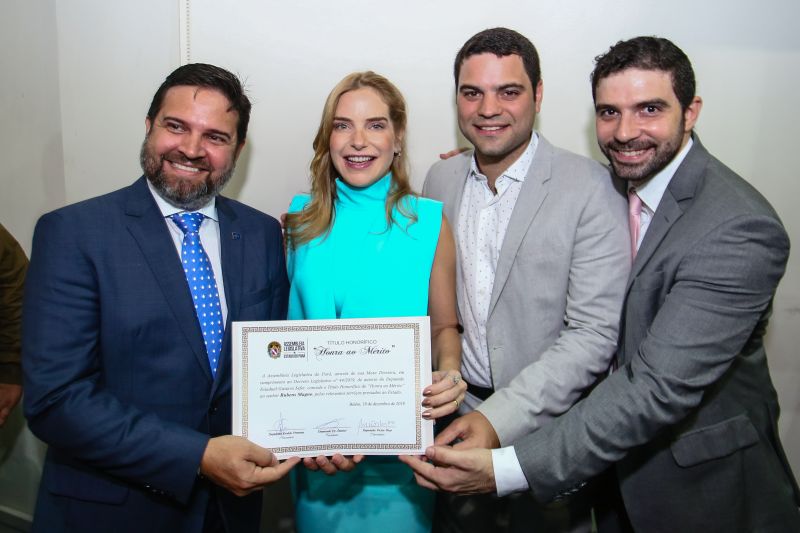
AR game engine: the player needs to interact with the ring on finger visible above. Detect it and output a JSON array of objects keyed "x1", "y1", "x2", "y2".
[
  {"x1": 452, "y1": 374, "x2": 461, "y2": 386},
  {"x1": 453, "y1": 398, "x2": 460, "y2": 409}
]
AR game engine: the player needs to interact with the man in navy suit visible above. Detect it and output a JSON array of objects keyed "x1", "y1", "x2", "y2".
[{"x1": 23, "y1": 63, "x2": 298, "y2": 533}]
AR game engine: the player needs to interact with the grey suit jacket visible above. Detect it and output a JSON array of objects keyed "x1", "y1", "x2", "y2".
[
  {"x1": 516, "y1": 138, "x2": 800, "y2": 532},
  {"x1": 423, "y1": 134, "x2": 630, "y2": 444}
]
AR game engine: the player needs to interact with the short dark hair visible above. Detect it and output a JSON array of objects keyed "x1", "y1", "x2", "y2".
[
  {"x1": 146, "y1": 63, "x2": 251, "y2": 143},
  {"x1": 454, "y1": 28, "x2": 541, "y2": 93},
  {"x1": 591, "y1": 36, "x2": 696, "y2": 110}
]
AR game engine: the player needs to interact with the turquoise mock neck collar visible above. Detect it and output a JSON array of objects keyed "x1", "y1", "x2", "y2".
[{"x1": 335, "y1": 173, "x2": 392, "y2": 207}]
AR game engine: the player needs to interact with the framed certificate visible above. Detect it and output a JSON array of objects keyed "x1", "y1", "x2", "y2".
[{"x1": 232, "y1": 317, "x2": 434, "y2": 459}]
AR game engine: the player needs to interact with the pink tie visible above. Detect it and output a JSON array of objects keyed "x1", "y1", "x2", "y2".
[{"x1": 628, "y1": 189, "x2": 642, "y2": 260}]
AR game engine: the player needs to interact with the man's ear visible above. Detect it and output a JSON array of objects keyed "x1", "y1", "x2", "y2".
[
  {"x1": 533, "y1": 80, "x2": 544, "y2": 113},
  {"x1": 683, "y1": 96, "x2": 703, "y2": 132},
  {"x1": 234, "y1": 140, "x2": 246, "y2": 161},
  {"x1": 145, "y1": 116, "x2": 153, "y2": 135}
]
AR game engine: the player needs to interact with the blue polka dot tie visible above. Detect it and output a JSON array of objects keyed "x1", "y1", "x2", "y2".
[{"x1": 171, "y1": 213, "x2": 223, "y2": 377}]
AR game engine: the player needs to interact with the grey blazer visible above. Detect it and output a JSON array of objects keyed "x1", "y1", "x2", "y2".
[
  {"x1": 423, "y1": 134, "x2": 630, "y2": 444},
  {"x1": 516, "y1": 138, "x2": 800, "y2": 532}
]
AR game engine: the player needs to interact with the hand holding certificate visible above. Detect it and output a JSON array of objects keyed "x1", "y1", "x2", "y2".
[{"x1": 232, "y1": 317, "x2": 434, "y2": 459}]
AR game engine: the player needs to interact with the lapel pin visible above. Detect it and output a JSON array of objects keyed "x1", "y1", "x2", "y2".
[{"x1": 231, "y1": 232, "x2": 241, "y2": 240}]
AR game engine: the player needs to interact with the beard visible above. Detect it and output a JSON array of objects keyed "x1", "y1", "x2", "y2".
[
  {"x1": 139, "y1": 138, "x2": 234, "y2": 211},
  {"x1": 601, "y1": 119, "x2": 685, "y2": 183}
]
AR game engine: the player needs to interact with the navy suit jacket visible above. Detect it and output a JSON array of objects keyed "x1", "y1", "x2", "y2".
[{"x1": 22, "y1": 177, "x2": 289, "y2": 533}]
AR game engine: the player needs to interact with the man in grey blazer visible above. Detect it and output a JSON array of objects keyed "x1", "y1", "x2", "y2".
[
  {"x1": 403, "y1": 36, "x2": 800, "y2": 533},
  {"x1": 419, "y1": 28, "x2": 630, "y2": 532}
]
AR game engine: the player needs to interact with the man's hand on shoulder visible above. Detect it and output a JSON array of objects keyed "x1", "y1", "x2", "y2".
[
  {"x1": 200, "y1": 435, "x2": 299, "y2": 496},
  {"x1": 435, "y1": 410, "x2": 500, "y2": 449},
  {"x1": 439, "y1": 147, "x2": 469, "y2": 160}
]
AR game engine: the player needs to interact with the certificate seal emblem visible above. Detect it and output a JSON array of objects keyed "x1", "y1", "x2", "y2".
[{"x1": 268, "y1": 341, "x2": 281, "y2": 359}]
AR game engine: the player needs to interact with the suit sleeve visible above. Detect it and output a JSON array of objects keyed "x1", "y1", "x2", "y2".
[
  {"x1": 420, "y1": 165, "x2": 441, "y2": 201},
  {"x1": 421, "y1": 166, "x2": 435, "y2": 198},
  {"x1": 0, "y1": 224, "x2": 27, "y2": 384},
  {"x1": 422, "y1": 156, "x2": 463, "y2": 201},
  {"x1": 479, "y1": 169, "x2": 630, "y2": 444},
  {"x1": 514, "y1": 213, "x2": 790, "y2": 502},
  {"x1": 22, "y1": 212, "x2": 209, "y2": 504}
]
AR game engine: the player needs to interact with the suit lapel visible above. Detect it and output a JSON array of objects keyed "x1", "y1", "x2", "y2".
[
  {"x1": 215, "y1": 197, "x2": 242, "y2": 393},
  {"x1": 626, "y1": 137, "x2": 709, "y2": 292},
  {"x1": 444, "y1": 157, "x2": 470, "y2": 227},
  {"x1": 487, "y1": 136, "x2": 551, "y2": 317},
  {"x1": 124, "y1": 177, "x2": 213, "y2": 384}
]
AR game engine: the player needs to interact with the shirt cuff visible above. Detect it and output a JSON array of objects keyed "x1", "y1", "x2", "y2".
[{"x1": 492, "y1": 445, "x2": 529, "y2": 497}]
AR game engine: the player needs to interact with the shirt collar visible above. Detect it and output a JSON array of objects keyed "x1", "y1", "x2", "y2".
[
  {"x1": 469, "y1": 132, "x2": 538, "y2": 183},
  {"x1": 146, "y1": 178, "x2": 218, "y2": 221},
  {"x1": 632, "y1": 137, "x2": 693, "y2": 214}
]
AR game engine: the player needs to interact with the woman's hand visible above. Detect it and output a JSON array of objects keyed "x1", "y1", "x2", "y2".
[
  {"x1": 302, "y1": 454, "x2": 364, "y2": 475},
  {"x1": 422, "y1": 369, "x2": 467, "y2": 419}
]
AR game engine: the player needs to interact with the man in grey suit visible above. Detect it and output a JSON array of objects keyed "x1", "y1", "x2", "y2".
[
  {"x1": 419, "y1": 28, "x2": 630, "y2": 532},
  {"x1": 403, "y1": 36, "x2": 800, "y2": 533}
]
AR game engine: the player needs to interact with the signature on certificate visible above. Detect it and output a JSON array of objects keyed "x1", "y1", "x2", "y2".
[
  {"x1": 268, "y1": 412, "x2": 304, "y2": 437},
  {"x1": 314, "y1": 418, "x2": 352, "y2": 434},
  {"x1": 358, "y1": 418, "x2": 396, "y2": 435}
]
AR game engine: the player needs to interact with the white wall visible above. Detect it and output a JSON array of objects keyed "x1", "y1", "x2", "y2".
[
  {"x1": 1, "y1": 0, "x2": 65, "y2": 254},
  {"x1": 2, "y1": 0, "x2": 799, "y2": 521},
  {"x1": 55, "y1": 1, "x2": 180, "y2": 205}
]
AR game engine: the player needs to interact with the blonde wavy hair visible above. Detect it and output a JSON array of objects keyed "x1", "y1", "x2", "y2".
[{"x1": 285, "y1": 71, "x2": 416, "y2": 248}]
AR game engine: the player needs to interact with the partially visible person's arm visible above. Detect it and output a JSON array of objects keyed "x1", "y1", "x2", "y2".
[{"x1": 0, "y1": 223, "x2": 27, "y2": 426}]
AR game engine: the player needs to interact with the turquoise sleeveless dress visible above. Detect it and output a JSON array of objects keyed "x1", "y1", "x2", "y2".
[{"x1": 287, "y1": 173, "x2": 442, "y2": 533}]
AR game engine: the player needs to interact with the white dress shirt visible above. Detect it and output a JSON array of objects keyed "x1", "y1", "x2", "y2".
[
  {"x1": 494, "y1": 137, "x2": 696, "y2": 497},
  {"x1": 449, "y1": 134, "x2": 539, "y2": 495},
  {"x1": 457, "y1": 133, "x2": 538, "y2": 410},
  {"x1": 147, "y1": 180, "x2": 229, "y2": 325}
]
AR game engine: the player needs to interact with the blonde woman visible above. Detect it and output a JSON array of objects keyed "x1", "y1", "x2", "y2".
[{"x1": 284, "y1": 71, "x2": 465, "y2": 532}]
